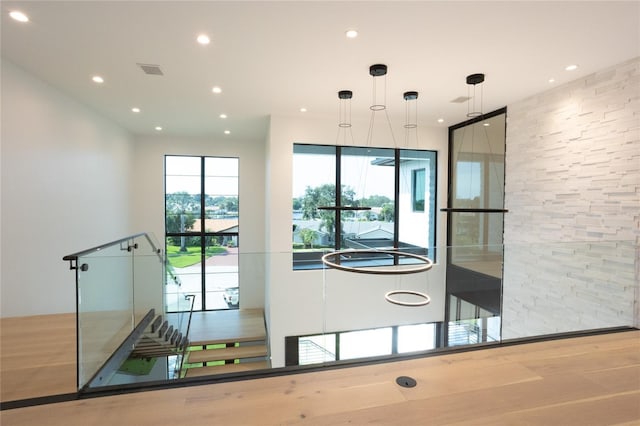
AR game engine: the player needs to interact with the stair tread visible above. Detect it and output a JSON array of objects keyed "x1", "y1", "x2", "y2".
[
  {"x1": 190, "y1": 334, "x2": 266, "y2": 346},
  {"x1": 184, "y1": 360, "x2": 270, "y2": 377},
  {"x1": 187, "y1": 344, "x2": 267, "y2": 363}
]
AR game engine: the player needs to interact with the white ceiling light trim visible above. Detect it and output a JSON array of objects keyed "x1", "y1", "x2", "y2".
[
  {"x1": 196, "y1": 34, "x2": 210, "y2": 45},
  {"x1": 9, "y1": 11, "x2": 29, "y2": 22},
  {"x1": 345, "y1": 29, "x2": 358, "y2": 38}
]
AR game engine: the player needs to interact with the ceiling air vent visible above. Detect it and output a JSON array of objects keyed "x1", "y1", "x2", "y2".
[
  {"x1": 137, "y1": 63, "x2": 163, "y2": 76},
  {"x1": 450, "y1": 96, "x2": 471, "y2": 103}
]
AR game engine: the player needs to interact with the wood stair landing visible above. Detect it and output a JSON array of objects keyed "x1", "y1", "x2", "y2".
[
  {"x1": 187, "y1": 344, "x2": 267, "y2": 364},
  {"x1": 184, "y1": 361, "x2": 270, "y2": 378},
  {"x1": 180, "y1": 309, "x2": 270, "y2": 378}
]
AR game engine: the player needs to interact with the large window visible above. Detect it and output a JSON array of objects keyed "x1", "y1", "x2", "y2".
[
  {"x1": 292, "y1": 144, "x2": 436, "y2": 270},
  {"x1": 165, "y1": 155, "x2": 239, "y2": 311},
  {"x1": 285, "y1": 323, "x2": 438, "y2": 366}
]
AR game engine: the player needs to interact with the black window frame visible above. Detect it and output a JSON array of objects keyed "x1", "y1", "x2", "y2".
[
  {"x1": 164, "y1": 154, "x2": 240, "y2": 312},
  {"x1": 285, "y1": 322, "x2": 443, "y2": 366},
  {"x1": 292, "y1": 143, "x2": 437, "y2": 270}
]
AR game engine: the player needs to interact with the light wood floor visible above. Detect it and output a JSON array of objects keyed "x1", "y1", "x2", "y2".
[
  {"x1": 0, "y1": 313, "x2": 77, "y2": 402},
  {"x1": 1, "y1": 321, "x2": 638, "y2": 425},
  {"x1": 0, "y1": 309, "x2": 266, "y2": 402}
]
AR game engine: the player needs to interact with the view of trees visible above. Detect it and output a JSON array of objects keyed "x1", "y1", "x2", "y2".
[
  {"x1": 292, "y1": 184, "x2": 395, "y2": 249},
  {"x1": 293, "y1": 184, "x2": 394, "y2": 224},
  {"x1": 166, "y1": 191, "x2": 239, "y2": 250}
]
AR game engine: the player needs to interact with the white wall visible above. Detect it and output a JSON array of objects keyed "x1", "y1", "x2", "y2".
[
  {"x1": 1, "y1": 60, "x2": 134, "y2": 317},
  {"x1": 398, "y1": 158, "x2": 432, "y2": 248},
  {"x1": 265, "y1": 114, "x2": 449, "y2": 367},
  {"x1": 130, "y1": 134, "x2": 266, "y2": 309},
  {"x1": 503, "y1": 57, "x2": 640, "y2": 337}
]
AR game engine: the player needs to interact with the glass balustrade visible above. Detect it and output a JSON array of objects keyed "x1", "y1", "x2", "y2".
[{"x1": 65, "y1": 238, "x2": 637, "y2": 393}]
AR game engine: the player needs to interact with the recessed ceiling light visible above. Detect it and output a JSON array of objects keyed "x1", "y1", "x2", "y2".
[
  {"x1": 548, "y1": 78, "x2": 556, "y2": 83},
  {"x1": 437, "y1": 118, "x2": 444, "y2": 123},
  {"x1": 565, "y1": 64, "x2": 578, "y2": 71},
  {"x1": 131, "y1": 107, "x2": 141, "y2": 113},
  {"x1": 483, "y1": 122, "x2": 490, "y2": 127},
  {"x1": 300, "y1": 107, "x2": 307, "y2": 113},
  {"x1": 224, "y1": 130, "x2": 231, "y2": 135},
  {"x1": 196, "y1": 34, "x2": 210, "y2": 45},
  {"x1": 155, "y1": 126, "x2": 163, "y2": 131},
  {"x1": 219, "y1": 114, "x2": 227, "y2": 119},
  {"x1": 9, "y1": 11, "x2": 29, "y2": 22},
  {"x1": 92, "y1": 75, "x2": 104, "y2": 84},
  {"x1": 212, "y1": 86, "x2": 222, "y2": 94},
  {"x1": 345, "y1": 29, "x2": 358, "y2": 38}
]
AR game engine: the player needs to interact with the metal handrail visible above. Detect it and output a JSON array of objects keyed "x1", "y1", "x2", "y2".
[
  {"x1": 178, "y1": 294, "x2": 196, "y2": 376},
  {"x1": 62, "y1": 232, "x2": 162, "y2": 266}
]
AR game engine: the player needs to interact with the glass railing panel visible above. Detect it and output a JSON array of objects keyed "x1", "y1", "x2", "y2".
[
  {"x1": 205, "y1": 237, "x2": 239, "y2": 310},
  {"x1": 67, "y1": 240, "x2": 637, "y2": 392},
  {"x1": 133, "y1": 233, "x2": 164, "y2": 323},
  {"x1": 312, "y1": 248, "x2": 444, "y2": 365},
  {"x1": 75, "y1": 242, "x2": 134, "y2": 389},
  {"x1": 502, "y1": 240, "x2": 637, "y2": 339}
]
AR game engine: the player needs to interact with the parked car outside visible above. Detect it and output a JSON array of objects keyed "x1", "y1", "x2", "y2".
[{"x1": 223, "y1": 287, "x2": 239, "y2": 307}]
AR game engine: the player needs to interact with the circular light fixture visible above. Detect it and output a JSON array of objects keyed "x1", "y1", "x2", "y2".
[
  {"x1": 155, "y1": 126, "x2": 163, "y2": 131},
  {"x1": 483, "y1": 122, "x2": 490, "y2": 127},
  {"x1": 548, "y1": 78, "x2": 556, "y2": 83},
  {"x1": 385, "y1": 290, "x2": 431, "y2": 307},
  {"x1": 345, "y1": 29, "x2": 358, "y2": 38},
  {"x1": 131, "y1": 107, "x2": 141, "y2": 113},
  {"x1": 92, "y1": 76, "x2": 104, "y2": 84},
  {"x1": 224, "y1": 130, "x2": 231, "y2": 135},
  {"x1": 212, "y1": 86, "x2": 222, "y2": 94},
  {"x1": 196, "y1": 34, "x2": 210, "y2": 45},
  {"x1": 437, "y1": 118, "x2": 444, "y2": 123},
  {"x1": 299, "y1": 107, "x2": 307, "y2": 113},
  {"x1": 321, "y1": 249, "x2": 433, "y2": 275},
  {"x1": 219, "y1": 113, "x2": 227, "y2": 119},
  {"x1": 565, "y1": 64, "x2": 578, "y2": 71},
  {"x1": 9, "y1": 11, "x2": 29, "y2": 22}
]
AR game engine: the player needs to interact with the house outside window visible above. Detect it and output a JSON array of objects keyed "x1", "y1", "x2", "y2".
[{"x1": 292, "y1": 144, "x2": 436, "y2": 270}]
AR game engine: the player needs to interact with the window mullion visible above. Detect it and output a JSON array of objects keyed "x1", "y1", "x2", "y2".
[
  {"x1": 335, "y1": 146, "x2": 342, "y2": 250},
  {"x1": 200, "y1": 156, "x2": 207, "y2": 310},
  {"x1": 393, "y1": 149, "x2": 400, "y2": 260}
]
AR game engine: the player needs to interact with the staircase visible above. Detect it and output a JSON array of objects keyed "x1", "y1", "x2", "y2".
[
  {"x1": 181, "y1": 309, "x2": 269, "y2": 378},
  {"x1": 131, "y1": 314, "x2": 189, "y2": 358}
]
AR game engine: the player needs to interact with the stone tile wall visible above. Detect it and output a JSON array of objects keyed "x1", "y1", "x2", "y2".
[{"x1": 503, "y1": 57, "x2": 640, "y2": 338}]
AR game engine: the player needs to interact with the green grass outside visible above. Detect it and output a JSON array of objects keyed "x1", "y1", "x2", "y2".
[
  {"x1": 166, "y1": 245, "x2": 228, "y2": 268},
  {"x1": 181, "y1": 343, "x2": 240, "y2": 370}
]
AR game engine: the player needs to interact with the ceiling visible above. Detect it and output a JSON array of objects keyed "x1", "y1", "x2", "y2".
[{"x1": 2, "y1": 1, "x2": 639, "y2": 141}]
